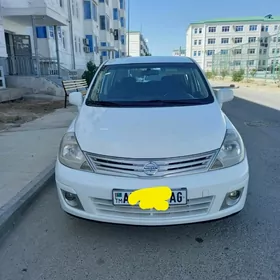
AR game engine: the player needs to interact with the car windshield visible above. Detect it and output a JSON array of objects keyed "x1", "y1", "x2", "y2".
[{"x1": 86, "y1": 62, "x2": 214, "y2": 107}]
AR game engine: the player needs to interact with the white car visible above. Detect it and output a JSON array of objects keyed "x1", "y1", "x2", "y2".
[{"x1": 55, "y1": 56, "x2": 249, "y2": 226}]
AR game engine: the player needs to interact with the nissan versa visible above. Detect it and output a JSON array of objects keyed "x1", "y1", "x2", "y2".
[{"x1": 55, "y1": 56, "x2": 249, "y2": 226}]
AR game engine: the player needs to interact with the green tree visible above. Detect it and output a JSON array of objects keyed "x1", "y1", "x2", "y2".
[
  {"x1": 232, "y1": 69, "x2": 245, "y2": 82},
  {"x1": 220, "y1": 69, "x2": 229, "y2": 80},
  {"x1": 250, "y1": 68, "x2": 257, "y2": 78},
  {"x1": 82, "y1": 61, "x2": 98, "y2": 86}
]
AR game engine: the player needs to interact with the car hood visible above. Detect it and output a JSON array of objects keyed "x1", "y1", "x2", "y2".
[{"x1": 75, "y1": 103, "x2": 226, "y2": 158}]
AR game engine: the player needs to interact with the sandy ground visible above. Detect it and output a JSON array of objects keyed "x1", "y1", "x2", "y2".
[{"x1": 0, "y1": 99, "x2": 65, "y2": 131}]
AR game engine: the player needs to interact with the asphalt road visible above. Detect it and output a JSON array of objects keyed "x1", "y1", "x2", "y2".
[{"x1": 1, "y1": 92, "x2": 280, "y2": 280}]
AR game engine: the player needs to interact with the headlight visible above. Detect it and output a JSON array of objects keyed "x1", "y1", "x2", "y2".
[
  {"x1": 209, "y1": 129, "x2": 245, "y2": 170},
  {"x1": 58, "y1": 132, "x2": 92, "y2": 172}
]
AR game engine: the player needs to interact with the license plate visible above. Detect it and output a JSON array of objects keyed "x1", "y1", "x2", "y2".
[{"x1": 112, "y1": 188, "x2": 187, "y2": 206}]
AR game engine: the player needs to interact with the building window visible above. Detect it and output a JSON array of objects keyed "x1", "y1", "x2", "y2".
[
  {"x1": 85, "y1": 35, "x2": 93, "y2": 52},
  {"x1": 120, "y1": 0, "x2": 124, "y2": 9},
  {"x1": 78, "y1": 37, "x2": 81, "y2": 53},
  {"x1": 222, "y1": 26, "x2": 230, "y2": 32},
  {"x1": 92, "y1": 2, "x2": 97, "y2": 21},
  {"x1": 121, "y1": 35, "x2": 125, "y2": 45},
  {"x1": 48, "y1": 26, "x2": 54, "y2": 38},
  {"x1": 193, "y1": 51, "x2": 197, "y2": 56},
  {"x1": 207, "y1": 38, "x2": 215, "y2": 44},
  {"x1": 120, "y1": 17, "x2": 124, "y2": 27},
  {"x1": 247, "y1": 60, "x2": 254, "y2": 66},
  {"x1": 235, "y1": 26, "x2": 243, "y2": 32},
  {"x1": 264, "y1": 37, "x2": 268, "y2": 43},
  {"x1": 274, "y1": 25, "x2": 279, "y2": 31},
  {"x1": 263, "y1": 49, "x2": 267, "y2": 54},
  {"x1": 36, "y1": 27, "x2": 47, "y2": 38},
  {"x1": 194, "y1": 40, "x2": 197, "y2": 45},
  {"x1": 233, "y1": 49, "x2": 242, "y2": 55},
  {"x1": 272, "y1": 48, "x2": 276, "y2": 54},
  {"x1": 71, "y1": 0, "x2": 75, "y2": 16},
  {"x1": 277, "y1": 48, "x2": 280, "y2": 54},
  {"x1": 262, "y1": 60, "x2": 266, "y2": 66},
  {"x1": 208, "y1": 27, "x2": 216, "y2": 33},
  {"x1": 259, "y1": 49, "x2": 262, "y2": 54},
  {"x1": 221, "y1": 49, "x2": 228, "y2": 55},
  {"x1": 198, "y1": 51, "x2": 201, "y2": 56},
  {"x1": 106, "y1": 16, "x2": 110, "y2": 31},
  {"x1": 199, "y1": 28, "x2": 202, "y2": 33},
  {"x1": 194, "y1": 28, "x2": 198, "y2": 34},
  {"x1": 100, "y1": 15, "x2": 106, "y2": 30},
  {"x1": 278, "y1": 37, "x2": 280, "y2": 42},
  {"x1": 198, "y1": 39, "x2": 202, "y2": 45},
  {"x1": 207, "y1": 50, "x2": 215, "y2": 56},
  {"x1": 76, "y1": 1, "x2": 79, "y2": 18},
  {"x1": 249, "y1": 25, "x2": 257, "y2": 31},
  {"x1": 273, "y1": 37, "x2": 277, "y2": 42},
  {"x1": 261, "y1": 25, "x2": 269, "y2": 32},
  {"x1": 74, "y1": 36, "x2": 77, "y2": 52},
  {"x1": 248, "y1": 37, "x2": 256, "y2": 43},
  {"x1": 113, "y1": 8, "x2": 118, "y2": 20},
  {"x1": 57, "y1": 27, "x2": 62, "y2": 39},
  {"x1": 248, "y1": 48, "x2": 255, "y2": 54},
  {"x1": 234, "y1": 37, "x2": 243, "y2": 43},
  {"x1": 233, "y1": 60, "x2": 241, "y2": 66},
  {"x1": 62, "y1": 31, "x2": 66, "y2": 49},
  {"x1": 84, "y1": 1, "x2": 91, "y2": 19},
  {"x1": 221, "y1": 38, "x2": 229, "y2": 44}
]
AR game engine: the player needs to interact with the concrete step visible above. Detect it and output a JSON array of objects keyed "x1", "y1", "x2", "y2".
[{"x1": 0, "y1": 88, "x2": 32, "y2": 103}]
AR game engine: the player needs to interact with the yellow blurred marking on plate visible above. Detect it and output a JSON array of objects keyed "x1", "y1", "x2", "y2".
[{"x1": 128, "y1": 186, "x2": 172, "y2": 211}]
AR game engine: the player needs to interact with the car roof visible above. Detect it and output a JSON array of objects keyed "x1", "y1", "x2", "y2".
[{"x1": 104, "y1": 56, "x2": 194, "y2": 66}]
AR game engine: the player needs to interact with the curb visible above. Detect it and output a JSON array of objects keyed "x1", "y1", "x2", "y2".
[{"x1": 0, "y1": 161, "x2": 56, "y2": 242}]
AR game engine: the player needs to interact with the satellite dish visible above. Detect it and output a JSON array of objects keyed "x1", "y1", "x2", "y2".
[{"x1": 265, "y1": 14, "x2": 273, "y2": 19}]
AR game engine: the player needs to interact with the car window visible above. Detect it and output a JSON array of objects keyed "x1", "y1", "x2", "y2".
[{"x1": 86, "y1": 62, "x2": 214, "y2": 107}]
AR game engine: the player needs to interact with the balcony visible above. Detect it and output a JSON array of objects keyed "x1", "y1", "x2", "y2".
[{"x1": 1, "y1": 0, "x2": 68, "y2": 26}]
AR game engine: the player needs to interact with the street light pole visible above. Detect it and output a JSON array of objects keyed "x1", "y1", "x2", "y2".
[{"x1": 127, "y1": 0, "x2": 130, "y2": 56}]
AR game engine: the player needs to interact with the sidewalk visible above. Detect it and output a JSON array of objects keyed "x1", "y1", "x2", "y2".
[
  {"x1": 0, "y1": 106, "x2": 77, "y2": 238},
  {"x1": 210, "y1": 81, "x2": 280, "y2": 110}
]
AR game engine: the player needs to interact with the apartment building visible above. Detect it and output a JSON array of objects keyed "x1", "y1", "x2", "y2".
[
  {"x1": 0, "y1": 0, "x2": 127, "y2": 77},
  {"x1": 172, "y1": 48, "x2": 186, "y2": 56},
  {"x1": 126, "y1": 31, "x2": 150, "y2": 56},
  {"x1": 186, "y1": 15, "x2": 280, "y2": 71}
]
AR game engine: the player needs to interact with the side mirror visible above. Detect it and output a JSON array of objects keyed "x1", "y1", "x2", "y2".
[
  {"x1": 215, "y1": 88, "x2": 234, "y2": 105},
  {"x1": 69, "y1": 91, "x2": 83, "y2": 109}
]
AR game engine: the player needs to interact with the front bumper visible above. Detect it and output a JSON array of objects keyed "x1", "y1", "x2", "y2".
[{"x1": 55, "y1": 157, "x2": 249, "y2": 226}]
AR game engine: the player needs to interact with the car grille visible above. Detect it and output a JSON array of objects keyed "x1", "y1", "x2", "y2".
[
  {"x1": 91, "y1": 196, "x2": 214, "y2": 219},
  {"x1": 84, "y1": 150, "x2": 218, "y2": 178}
]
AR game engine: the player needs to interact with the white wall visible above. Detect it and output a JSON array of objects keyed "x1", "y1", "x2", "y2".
[
  {"x1": 0, "y1": 1, "x2": 7, "y2": 58},
  {"x1": 1, "y1": 0, "x2": 127, "y2": 73},
  {"x1": 126, "y1": 32, "x2": 149, "y2": 56}
]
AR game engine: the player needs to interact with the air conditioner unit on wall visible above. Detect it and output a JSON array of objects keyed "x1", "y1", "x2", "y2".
[
  {"x1": 83, "y1": 46, "x2": 90, "y2": 53},
  {"x1": 83, "y1": 38, "x2": 89, "y2": 46}
]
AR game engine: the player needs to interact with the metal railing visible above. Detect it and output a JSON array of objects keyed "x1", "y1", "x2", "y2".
[{"x1": 4, "y1": 55, "x2": 77, "y2": 79}]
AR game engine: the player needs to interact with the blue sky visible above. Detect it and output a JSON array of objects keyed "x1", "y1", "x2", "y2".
[{"x1": 128, "y1": 0, "x2": 280, "y2": 55}]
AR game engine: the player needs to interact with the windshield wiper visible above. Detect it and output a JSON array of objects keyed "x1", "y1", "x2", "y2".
[{"x1": 85, "y1": 100, "x2": 121, "y2": 107}]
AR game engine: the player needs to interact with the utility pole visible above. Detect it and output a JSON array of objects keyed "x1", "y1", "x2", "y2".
[
  {"x1": 179, "y1": 46, "x2": 182, "y2": 56},
  {"x1": 127, "y1": 0, "x2": 130, "y2": 56}
]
